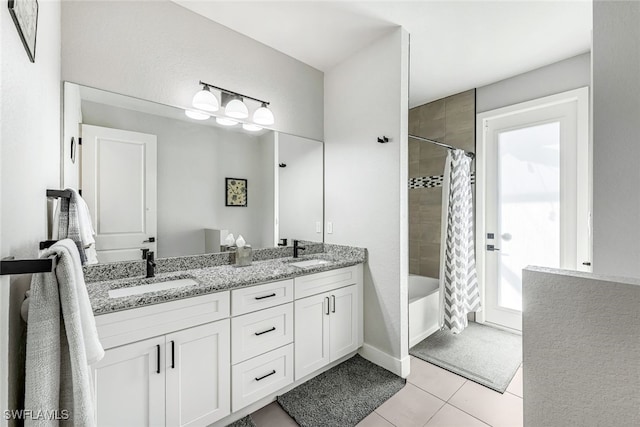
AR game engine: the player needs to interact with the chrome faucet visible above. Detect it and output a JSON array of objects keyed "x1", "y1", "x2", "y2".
[
  {"x1": 293, "y1": 240, "x2": 306, "y2": 258},
  {"x1": 146, "y1": 251, "x2": 156, "y2": 278}
]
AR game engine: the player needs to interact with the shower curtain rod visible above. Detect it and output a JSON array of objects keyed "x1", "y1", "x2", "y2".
[{"x1": 408, "y1": 134, "x2": 475, "y2": 159}]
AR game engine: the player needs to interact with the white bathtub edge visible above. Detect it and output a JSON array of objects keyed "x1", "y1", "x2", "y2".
[{"x1": 409, "y1": 324, "x2": 440, "y2": 348}]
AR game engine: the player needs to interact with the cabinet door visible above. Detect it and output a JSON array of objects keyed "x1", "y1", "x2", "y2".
[
  {"x1": 92, "y1": 336, "x2": 165, "y2": 427},
  {"x1": 165, "y1": 319, "x2": 230, "y2": 427},
  {"x1": 294, "y1": 292, "x2": 330, "y2": 380},
  {"x1": 329, "y1": 285, "x2": 359, "y2": 361}
]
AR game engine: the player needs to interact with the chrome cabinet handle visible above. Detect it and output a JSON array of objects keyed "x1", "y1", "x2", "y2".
[
  {"x1": 325, "y1": 296, "x2": 330, "y2": 315},
  {"x1": 331, "y1": 295, "x2": 336, "y2": 313}
]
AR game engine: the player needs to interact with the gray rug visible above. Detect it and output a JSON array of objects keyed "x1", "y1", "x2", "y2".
[
  {"x1": 410, "y1": 322, "x2": 521, "y2": 393},
  {"x1": 277, "y1": 354, "x2": 405, "y2": 427},
  {"x1": 226, "y1": 416, "x2": 256, "y2": 427}
]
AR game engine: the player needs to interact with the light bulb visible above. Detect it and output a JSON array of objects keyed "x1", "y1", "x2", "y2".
[
  {"x1": 225, "y1": 98, "x2": 249, "y2": 119},
  {"x1": 253, "y1": 103, "x2": 274, "y2": 125},
  {"x1": 185, "y1": 110, "x2": 209, "y2": 120},
  {"x1": 192, "y1": 87, "x2": 219, "y2": 112},
  {"x1": 242, "y1": 123, "x2": 263, "y2": 132},
  {"x1": 216, "y1": 117, "x2": 238, "y2": 126}
]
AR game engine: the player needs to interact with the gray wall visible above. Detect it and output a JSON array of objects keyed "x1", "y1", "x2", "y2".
[
  {"x1": 61, "y1": 0, "x2": 324, "y2": 141},
  {"x1": 1, "y1": 0, "x2": 61, "y2": 417},
  {"x1": 476, "y1": 52, "x2": 590, "y2": 113},
  {"x1": 523, "y1": 267, "x2": 640, "y2": 426},
  {"x1": 592, "y1": 0, "x2": 640, "y2": 278},
  {"x1": 81, "y1": 101, "x2": 274, "y2": 257},
  {"x1": 325, "y1": 28, "x2": 410, "y2": 374}
]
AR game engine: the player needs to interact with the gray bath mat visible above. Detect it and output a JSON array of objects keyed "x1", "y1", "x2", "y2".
[
  {"x1": 226, "y1": 415, "x2": 256, "y2": 427},
  {"x1": 277, "y1": 354, "x2": 405, "y2": 427},
  {"x1": 410, "y1": 321, "x2": 521, "y2": 393}
]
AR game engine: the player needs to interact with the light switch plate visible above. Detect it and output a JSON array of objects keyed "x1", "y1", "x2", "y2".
[
  {"x1": 327, "y1": 222, "x2": 333, "y2": 234},
  {"x1": 316, "y1": 222, "x2": 322, "y2": 233}
]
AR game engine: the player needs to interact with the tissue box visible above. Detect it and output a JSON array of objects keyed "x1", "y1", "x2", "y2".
[{"x1": 235, "y1": 246, "x2": 252, "y2": 267}]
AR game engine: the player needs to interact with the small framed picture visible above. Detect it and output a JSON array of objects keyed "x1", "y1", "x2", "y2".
[
  {"x1": 226, "y1": 178, "x2": 247, "y2": 207},
  {"x1": 8, "y1": 0, "x2": 39, "y2": 63}
]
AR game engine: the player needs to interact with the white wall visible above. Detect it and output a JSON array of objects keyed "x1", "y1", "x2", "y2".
[
  {"x1": 81, "y1": 101, "x2": 273, "y2": 256},
  {"x1": 592, "y1": 0, "x2": 640, "y2": 278},
  {"x1": 1, "y1": 0, "x2": 61, "y2": 416},
  {"x1": 278, "y1": 134, "x2": 323, "y2": 243},
  {"x1": 61, "y1": 0, "x2": 324, "y2": 141},
  {"x1": 476, "y1": 52, "x2": 591, "y2": 113},
  {"x1": 522, "y1": 267, "x2": 640, "y2": 426},
  {"x1": 325, "y1": 28, "x2": 410, "y2": 376}
]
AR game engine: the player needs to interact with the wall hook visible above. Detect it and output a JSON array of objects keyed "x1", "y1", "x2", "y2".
[
  {"x1": 377, "y1": 136, "x2": 390, "y2": 143},
  {"x1": 279, "y1": 163, "x2": 287, "y2": 168}
]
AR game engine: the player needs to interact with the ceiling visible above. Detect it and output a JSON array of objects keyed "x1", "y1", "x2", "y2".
[{"x1": 174, "y1": 1, "x2": 592, "y2": 107}]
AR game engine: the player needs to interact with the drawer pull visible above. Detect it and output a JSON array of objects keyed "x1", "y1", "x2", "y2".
[
  {"x1": 171, "y1": 340, "x2": 175, "y2": 369},
  {"x1": 255, "y1": 293, "x2": 276, "y2": 300},
  {"x1": 255, "y1": 326, "x2": 276, "y2": 336},
  {"x1": 156, "y1": 344, "x2": 161, "y2": 374},
  {"x1": 255, "y1": 370, "x2": 276, "y2": 381}
]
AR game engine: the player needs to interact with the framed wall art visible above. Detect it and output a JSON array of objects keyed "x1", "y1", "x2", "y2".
[
  {"x1": 225, "y1": 178, "x2": 247, "y2": 207},
  {"x1": 8, "y1": 0, "x2": 39, "y2": 63}
]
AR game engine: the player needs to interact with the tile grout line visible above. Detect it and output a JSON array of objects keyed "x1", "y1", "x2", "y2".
[{"x1": 420, "y1": 399, "x2": 448, "y2": 427}]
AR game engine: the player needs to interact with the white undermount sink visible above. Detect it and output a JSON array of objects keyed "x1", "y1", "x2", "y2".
[
  {"x1": 108, "y1": 278, "x2": 198, "y2": 299},
  {"x1": 289, "y1": 259, "x2": 330, "y2": 268}
]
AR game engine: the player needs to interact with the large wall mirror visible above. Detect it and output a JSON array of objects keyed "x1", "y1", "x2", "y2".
[{"x1": 62, "y1": 82, "x2": 323, "y2": 264}]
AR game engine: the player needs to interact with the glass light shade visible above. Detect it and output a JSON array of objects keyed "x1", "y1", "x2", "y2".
[
  {"x1": 216, "y1": 117, "x2": 238, "y2": 126},
  {"x1": 192, "y1": 88, "x2": 219, "y2": 112},
  {"x1": 242, "y1": 123, "x2": 263, "y2": 132},
  {"x1": 185, "y1": 110, "x2": 209, "y2": 120},
  {"x1": 225, "y1": 98, "x2": 249, "y2": 119},
  {"x1": 253, "y1": 104, "x2": 275, "y2": 125}
]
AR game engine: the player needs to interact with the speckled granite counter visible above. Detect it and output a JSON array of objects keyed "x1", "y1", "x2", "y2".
[{"x1": 87, "y1": 245, "x2": 366, "y2": 315}]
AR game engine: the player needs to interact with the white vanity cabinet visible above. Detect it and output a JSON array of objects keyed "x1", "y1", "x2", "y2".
[
  {"x1": 92, "y1": 292, "x2": 231, "y2": 427},
  {"x1": 294, "y1": 265, "x2": 363, "y2": 380}
]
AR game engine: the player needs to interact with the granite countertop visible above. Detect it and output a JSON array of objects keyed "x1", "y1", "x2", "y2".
[{"x1": 88, "y1": 251, "x2": 365, "y2": 315}]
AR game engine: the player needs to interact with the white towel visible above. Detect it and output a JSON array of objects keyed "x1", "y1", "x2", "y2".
[
  {"x1": 74, "y1": 191, "x2": 99, "y2": 264},
  {"x1": 24, "y1": 239, "x2": 104, "y2": 426}
]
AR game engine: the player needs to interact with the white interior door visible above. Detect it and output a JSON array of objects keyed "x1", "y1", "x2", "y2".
[
  {"x1": 81, "y1": 124, "x2": 157, "y2": 263},
  {"x1": 477, "y1": 88, "x2": 590, "y2": 331}
]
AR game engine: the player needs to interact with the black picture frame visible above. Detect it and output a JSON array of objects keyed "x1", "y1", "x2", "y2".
[
  {"x1": 225, "y1": 178, "x2": 247, "y2": 207},
  {"x1": 8, "y1": 0, "x2": 39, "y2": 63}
]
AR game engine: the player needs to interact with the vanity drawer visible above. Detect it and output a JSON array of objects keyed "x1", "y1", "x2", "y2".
[
  {"x1": 231, "y1": 303, "x2": 293, "y2": 364},
  {"x1": 231, "y1": 279, "x2": 294, "y2": 316},
  {"x1": 95, "y1": 291, "x2": 230, "y2": 349},
  {"x1": 295, "y1": 265, "x2": 360, "y2": 299},
  {"x1": 231, "y1": 344, "x2": 294, "y2": 412}
]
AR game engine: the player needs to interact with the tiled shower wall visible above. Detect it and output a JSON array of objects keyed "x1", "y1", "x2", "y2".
[{"x1": 409, "y1": 89, "x2": 476, "y2": 277}]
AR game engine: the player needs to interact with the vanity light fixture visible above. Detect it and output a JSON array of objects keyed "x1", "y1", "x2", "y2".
[
  {"x1": 253, "y1": 103, "x2": 275, "y2": 126},
  {"x1": 195, "y1": 80, "x2": 274, "y2": 126},
  {"x1": 185, "y1": 110, "x2": 210, "y2": 120},
  {"x1": 216, "y1": 117, "x2": 238, "y2": 126},
  {"x1": 192, "y1": 84, "x2": 219, "y2": 112},
  {"x1": 224, "y1": 96, "x2": 249, "y2": 119},
  {"x1": 242, "y1": 123, "x2": 262, "y2": 132}
]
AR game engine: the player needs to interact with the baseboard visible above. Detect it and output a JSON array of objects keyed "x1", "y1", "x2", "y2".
[
  {"x1": 409, "y1": 324, "x2": 439, "y2": 348},
  {"x1": 359, "y1": 343, "x2": 411, "y2": 378}
]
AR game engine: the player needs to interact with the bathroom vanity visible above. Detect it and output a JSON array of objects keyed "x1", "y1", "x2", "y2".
[{"x1": 86, "y1": 248, "x2": 364, "y2": 426}]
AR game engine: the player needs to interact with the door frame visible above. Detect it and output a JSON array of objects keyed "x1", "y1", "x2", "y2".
[{"x1": 475, "y1": 87, "x2": 590, "y2": 327}]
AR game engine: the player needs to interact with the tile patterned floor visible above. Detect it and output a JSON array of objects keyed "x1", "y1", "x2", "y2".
[{"x1": 250, "y1": 356, "x2": 523, "y2": 427}]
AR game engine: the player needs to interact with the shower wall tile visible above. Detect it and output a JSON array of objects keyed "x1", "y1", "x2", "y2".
[{"x1": 409, "y1": 89, "x2": 476, "y2": 279}]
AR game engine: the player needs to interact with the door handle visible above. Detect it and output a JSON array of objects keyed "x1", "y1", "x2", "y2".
[
  {"x1": 487, "y1": 244, "x2": 500, "y2": 251},
  {"x1": 143, "y1": 237, "x2": 156, "y2": 243},
  {"x1": 331, "y1": 295, "x2": 336, "y2": 313},
  {"x1": 156, "y1": 344, "x2": 161, "y2": 374},
  {"x1": 325, "y1": 296, "x2": 330, "y2": 315}
]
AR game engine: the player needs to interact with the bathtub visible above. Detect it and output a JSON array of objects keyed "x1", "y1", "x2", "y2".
[{"x1": 409, "y1": 275, "x2": 441, "y2": 347}]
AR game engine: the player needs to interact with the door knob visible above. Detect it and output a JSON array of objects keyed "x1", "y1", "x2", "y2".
[{"x1": 143, "y1": 237, "x2": 156, "y2": 243}]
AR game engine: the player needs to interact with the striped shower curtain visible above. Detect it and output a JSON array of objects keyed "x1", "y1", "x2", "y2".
[{"x1": 438, "y1": 149, "x2": 481, "y2": 334}]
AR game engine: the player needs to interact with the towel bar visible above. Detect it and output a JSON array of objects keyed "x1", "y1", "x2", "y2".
[
  {"x1": 46, "y1": 189, "x2": 72, "y2": 199},
  {"x1": 0, "y1": 255, "x2": 58, "y2": 276}
]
